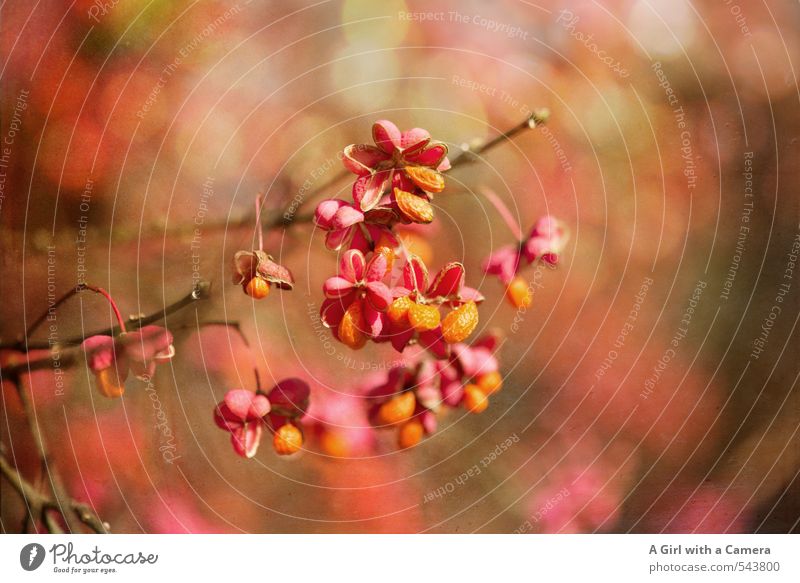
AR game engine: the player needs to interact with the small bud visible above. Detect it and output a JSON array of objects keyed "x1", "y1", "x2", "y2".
[
  {"x1": 398, "y1": 418, "x2": 424, "y2": 449},
  {"x1": 442, "y1": 301, "x2": 479, "y2": 343},
  {"x1": 245, "y1": 276, "x2": 271, "y2": 299},
  {"x1": 376, "y1": 391, "x2": 416, "y2": 425},
  {"x1": 506, "y1": 277, "x2": 532, "y2": 309},
  {"x1": 273, "y1": 423, "x2": 303, "y2": 455},
  {"x1": 476, "y1": 371, "x2": 503, "y2": 395},
  {"x1": 463, "y1": 384, "x2": 489, "y2": 414}
]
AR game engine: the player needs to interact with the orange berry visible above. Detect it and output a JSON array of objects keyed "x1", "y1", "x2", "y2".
[
  {"x1": 476, "y1": 371, "x2": 503, "y2": 395},
  {"x1": 376, "y1": 391, "x2": 416, "y2": 425},
  {"x1": 463, "y1": 384, "x2": 489, "y2": 414},
  {"x1": 387, "y1": 295, "x2": 413, "y2": 324},
  {"x1": 244, "y1": 276, "x2": 271, "y2": 299},
  {"x1": 394, "y1": 187, "x2": 434, "y2": 224},
  {"x1": 506, "y1": 277, "x2": 532, "y2": 309},
  {"x1": 273, "y1": 423, "x2": 303, "y2": 455},
  {"x1": 404, "y1": 166, "x2": 445, "y2": 193},
  {"x1": 338, "y1": 301, "x2": 367, "y2": 349},
  {"x1": 95, "y1": 367, "x2": 126, "y2": 398},
  {"x1": 408, "y1": 302, "x2": 441, "y2": 332},
  {"x1": 442, "y1": 301, "x2": 479, "y2": 343},
  {"x1": 397, "y1": 418, "x2": 424, "y2": 449}
]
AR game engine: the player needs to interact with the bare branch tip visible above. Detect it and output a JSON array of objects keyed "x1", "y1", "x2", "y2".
[{"x1": 528, "y1": 108, "x2": 551, "y2": 128}]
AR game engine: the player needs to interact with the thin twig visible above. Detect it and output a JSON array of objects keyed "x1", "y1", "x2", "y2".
[
  {"x1": 478, "y1": 187, "x2": 524, "y2": 241},
  {"x1": 1, "y1": 280, "x2": 212, "y2": 352},
  {"x1": 12, "y1": 379, "x2": 81, "y2": 532},
  {"x1": 448, "y1": 109, "x2": 551, "y2": 169},
  {"x1": 116, "y1": 112, "x2": 549, "y2": 245},
  {"x1": 0, "y1": 451, "x2": 107, "y2": 533}
]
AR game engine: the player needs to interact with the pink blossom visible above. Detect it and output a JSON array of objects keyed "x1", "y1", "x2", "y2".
[
  {"x1": 381, "y1": 256, "x2": 484, "y2": 357},
  {"x1": 81, "y1": 326, "x2": 175, "y2": 398},
  {"x1": 343, "y1": 120, "x2": 450, "y2": 211},
  {"x1": 522, "y1": 216, "x2": 567, "y2": 264},
  {"x1": 482, "y1": 215, "x2": 566, "y2": 285},
  {"x1": 527, "y1": 468, "x2": 620, "y2": 533},
  {"x1": 482, "y1": 244, "x2": 522, "y2": 286},
  {"x1": 320, "y1": 249, "x2": 392, "y2": 338},
  {"x1": 363, "y1": 331, "x2": 501, "y2": 446},
  {"x1": 265, "y1": 377, "x2": 310, "y2": 424},
  {"x1": 213, "y1": 389, "x2": 271, "y2": 458},
  {"x1": 314, "y1": 199, "x2": 398, "y2": 252}
]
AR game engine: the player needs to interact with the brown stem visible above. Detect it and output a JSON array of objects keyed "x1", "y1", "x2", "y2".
[
  {"x1": 448, "y1": 109, "x2": 550, "y2": 168},
  {"x1": 0, "y1": 451, "x2": 107, "y2": 533},
  {"x1": 275, "y1": 111, "x2": 550, "y2": 228},
  {"x1": 115, "y1": 112, "x2": 548, "y2": 245},
  {"x1": 1, "y1": 280, "x2": 211, "y2": 353},
  {"x1": 23, "y1": 284, "x2": 129, "y2": 339},
  {"x1": 12, "y1": 380, "x2": 82, "y2": 532}
]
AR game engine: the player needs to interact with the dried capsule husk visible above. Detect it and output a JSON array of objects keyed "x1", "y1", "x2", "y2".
[
  {"x1": 404, "y1": 165, "x2": 445, "y2": 193},
  {"x1": 394, "y1": 187, "x2": 434, "y2": 224},
  {"x1": 442, "y1": 300, "x2": 479, "y2": 343},
  {"x1": 232, "y1": 250, "x2": 294, "y2": 290},
  {"x1": 408, "y1": 302, "x2": 441, "y2": 332}
]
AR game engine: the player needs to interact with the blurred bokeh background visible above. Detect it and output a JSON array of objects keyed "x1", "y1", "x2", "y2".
[{"x1": 1, "y1": 0, "x2": 798, "y2": 533}]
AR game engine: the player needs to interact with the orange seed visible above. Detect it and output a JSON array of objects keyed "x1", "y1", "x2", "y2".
[
  {"x1": 397, "y1": 418, "x2": 424, "y2": 449},
  {"x1": 506, "y1": 277, "x2": 532, "y2": 309},
  {"x1": 376, "y1": 391, "x2": 416, "y2": 425},
  {"x1": 388, "y1": 295, "x2": 413, "y2": 324},
  {"x1": 476, "y1": 371, "x2": 503, "y2": 395},
  {"x1": 320, "y1": 430, "x2": 350, "y2": 457},
  {"x1": 408, "y1": 302, "x2": 441, "y2": 332},
  {"x1": 245, "y1": 276, "x2": 271, "y2": 299},
  {"x1": 404, "y1": 166, "x2": 445, "y2": 193},
  {"x1": 442, "y1": 301, "x2": 479, "y2": 343},
  {"x1": 394, "y1": 187, "x2": 434, "y2": 224},
  {"x1": 95, "y1": 367, "x2": 126, "y2": 399},
  {"x1": 273, "y1": 423, "x2": 303, "y2": 455},
  {"x1": 338, "y1": 301, "x2": 368, "y2": 350},
  {"x1": 463, "y1": 384, "x2": 489, "y2": 414}
]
